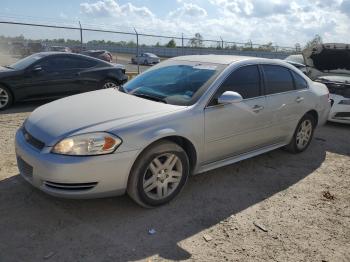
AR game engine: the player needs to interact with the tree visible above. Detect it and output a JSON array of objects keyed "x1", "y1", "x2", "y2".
[
  {"x1": 305, "y1": 34, "x2": 322, "y2": 49},
  {"x1": 166, "y1": 39, "x2": 176, "y2": 48},
  {"x1": 189, "y1": 33, "x2": 204, "y2": 48}
]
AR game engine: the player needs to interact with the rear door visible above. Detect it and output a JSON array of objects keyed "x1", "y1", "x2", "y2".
[
  {"x1": 204, "y1": 65, "x2": 272, "y2": 163},
  {"x1": 261, "y1": 65, "x2": 304, "y2": 142}
]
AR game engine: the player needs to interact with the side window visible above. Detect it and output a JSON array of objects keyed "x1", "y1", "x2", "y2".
[
  {"x1": 262, "y1": 65, "x2": 294, "y2": 95},
  {"x1": 216, "y1": 65, "x2": 261, "y2": 100},
  {"x1": 291, "y1": 71, "x2": 308, "y2": 90},
  {"x1": 43, "y1": 57, "x2": 97, "y2": 71}
]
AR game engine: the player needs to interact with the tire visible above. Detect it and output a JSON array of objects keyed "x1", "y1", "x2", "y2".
[
  {"x1": 285, "y1": 113, "x2": 316, "y2": 153},
  {"x1": 101, "y1": 79, "x2": 119, "y2": 89},
  {"x1": 127, "y1": 140, "x2": 190, "y2": 208},
  {"x1": 0, "y1": 85, "x2": 13, "y2": 111}
]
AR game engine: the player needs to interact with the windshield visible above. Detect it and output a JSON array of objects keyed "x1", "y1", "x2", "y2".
[
  {"x1": 123, "y1": 61, "x2": 223, "y2": 105},
  {"x1": 10, "y1": 54, "x2": 44, "y2": 70}
]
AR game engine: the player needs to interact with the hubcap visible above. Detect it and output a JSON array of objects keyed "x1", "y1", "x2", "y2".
[
  {"x1": 0, "y1": 87, "x2": 9, "y2": 109},
  {"x1": 143, "y1": 153, "x2": 183, "y2": 200},
  {"x1": 103, "y1": 82, "x2": 118, "y2": 89},
  {"x1": 296, "y1": 119, "x2": 313, "y2": 150}
]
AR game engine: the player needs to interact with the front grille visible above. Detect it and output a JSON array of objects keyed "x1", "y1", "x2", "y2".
[
  {"x1": 44, "y1": 181, "x2": 98, "y2": 191},
  {"x1": 17, "y1": 157, "x2": 33, "y2": 179},
  {"x1": 22, "y1": 128, "x2": 45, "y2": 150},
  {"x1": 334, "y1": 112, "x2": 350, "y2": 118}
]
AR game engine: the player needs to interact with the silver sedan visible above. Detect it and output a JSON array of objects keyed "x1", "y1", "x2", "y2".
[{"x1": 15, "y1": 55, "x2": 331, "y2": 207}]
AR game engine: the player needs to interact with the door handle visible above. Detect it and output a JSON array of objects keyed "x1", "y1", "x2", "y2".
[
  {"x1": 295, "y1": 96, "x2": 304, "y2": 103},
  {"x1": 252, "y1": 105, "x2": 264, "y2": 112}
]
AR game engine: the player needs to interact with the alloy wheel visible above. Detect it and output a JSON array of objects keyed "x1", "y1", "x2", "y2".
[
  {"x1": 142, "y1": 153, "x2": 183, "y2": 200},
  {"x1": 296, "y1": 119, "x2": 313, "y2": 150},
  {"x1": 103, "y1": 82, "x2": 118, "y2": 89},
  {"x1": 0, "y1": 87, "x2": 9, "y2": 109}
]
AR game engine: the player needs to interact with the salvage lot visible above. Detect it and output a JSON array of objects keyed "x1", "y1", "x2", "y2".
[{"x1": 0, "y1": 101, "x2": 349, "y2": 261}]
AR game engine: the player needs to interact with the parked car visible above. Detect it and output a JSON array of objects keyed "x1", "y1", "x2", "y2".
[
  {"x1": 0, "y1": 52, "x2": 127, "y2": 110},
  {"x1": 15, "y1": 55, "x2": 330, "y2": 207},
  {"x1": 284, "y1": 54, "x2": 307, "y2": 74},
  {"x1": 82, "y1": 50, "x2": 113, "y2": 63},
  {"x1": 131, "y1": 53, "x2": 160, "y2": 65},
  {"x1": 303, "y1": 43, "x2": 350, "y2": 124},
  {"x1": 48, "y1": 46, "x2": 71, "y2": 52},
  {"x1": 27, "y1": 42, "x2": 45, "y2": 54},
  {"x1": 71, "y1": 45, "x2": 87, "y2": 53}
]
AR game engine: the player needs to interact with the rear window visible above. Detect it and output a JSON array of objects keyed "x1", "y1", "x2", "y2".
[{"x1": 263, "y1": 65, "x2": 294, "y2": 95}]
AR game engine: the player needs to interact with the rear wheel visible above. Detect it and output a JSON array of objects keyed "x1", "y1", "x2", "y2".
[
  {"x1": 102, "y1": 79, "x2": 119, "y2": 89},
  {"x1": 127, "y1": 140, "x2": 189, "y2": 208},
  {"x1": 285, "y1": 114, "x2": 316, "y2": 153},
  {"x1": 0, "y1": 85, "x2": 13, "y2": 110}
]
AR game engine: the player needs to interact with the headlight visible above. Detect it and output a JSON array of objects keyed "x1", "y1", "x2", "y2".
[
  {"x1": 52, "y1": 132, "x2": 122, "y2": 156},
  {"x1": 339, "y1": 100, "x2": 350, "y2": 105}
]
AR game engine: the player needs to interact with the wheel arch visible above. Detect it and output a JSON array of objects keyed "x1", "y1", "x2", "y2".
[
  {"x1": 132, "y1": 134, "x2": 198, "y2": 175},
  {"x1": 305, "y1": 109, "x2": 319, "y2": 125}
]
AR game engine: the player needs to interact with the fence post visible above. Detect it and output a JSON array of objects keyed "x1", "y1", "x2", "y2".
[
  {"x1": 182, "y1": 33, "x2": 184, "y2": 55},
  {"x1": 134, "y1": 27, "x2": 139, "y2": 74},
  {"x1": 79, "y1": 21, "x2": 83, "y2": 49}
]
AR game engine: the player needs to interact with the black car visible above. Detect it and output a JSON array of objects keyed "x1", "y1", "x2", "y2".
[{"x1": 0, "y1": 52, "x2": 127, "y2": 110}]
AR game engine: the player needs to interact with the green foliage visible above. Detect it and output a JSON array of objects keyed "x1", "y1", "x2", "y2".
[{"x1": 166, "y1": 39, "x2": 176, "y2": 48}]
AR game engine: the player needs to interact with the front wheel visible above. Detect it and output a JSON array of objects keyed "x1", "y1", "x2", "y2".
[
  {"x1": 127, "y1": 140, "x2": 189, "y2": 208},
  {"x1": 0, "y1": 85, "x2": 13, "y2": 111},
  {"x1": 285, "y1": 114, "x2": 316, "y2": 153}
]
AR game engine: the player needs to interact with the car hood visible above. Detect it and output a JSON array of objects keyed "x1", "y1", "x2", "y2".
[
  {"x1": 316, "y1": 75, "x2": 350, "y2": 83},
  {"x1": 25, "y1": 89, "x2": 183, "y2": 146},
  {"x1": 0, "y1": 66, "x2": 18, "y2": 77},
  {"x1": 303, "y1": 43, "x2": 350, "y2": 80}
]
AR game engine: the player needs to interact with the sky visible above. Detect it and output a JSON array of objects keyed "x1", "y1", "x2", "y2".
[{"x1": 1, "y1": 0, "x2": 350, "y2": 47}]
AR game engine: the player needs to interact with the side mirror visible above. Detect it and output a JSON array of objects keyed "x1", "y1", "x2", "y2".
[
  {"x1": 32, "y1": 65, "x2": 42, "y2": 72},
  {"x1": 218, "y1": 91, "x2": 243, "y2": 104}
]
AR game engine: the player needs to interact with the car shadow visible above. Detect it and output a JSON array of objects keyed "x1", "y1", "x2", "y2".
[
  {"x1": 0, "y1": 100, "x2": 51, "y2": 114},
  {"x1": 0, "y1": 137, "x2": 331, "y2": 261}
]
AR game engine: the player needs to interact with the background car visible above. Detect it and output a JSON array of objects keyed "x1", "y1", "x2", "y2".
[
  {"x1": 284, "y1": 54, "x2": 307, "y2": 74},
  {"x1": 15, "y1": 55, "x2": 330, "y2": 207},
  {"x1": 303, "y1": 43, "x2": 350, "y2": 123},
  {"x1": 0, "y1": 52, "x2": 127, "y2": 110},
  {"x1": 47, "y1": 46, "x2": 72, "y2": 52},
  {"x1": 82, "y1": 50, "x2": 113, "y2": 63},
  {"x1": 131, "y1": 53, "x2": 160, "y2": 65}
]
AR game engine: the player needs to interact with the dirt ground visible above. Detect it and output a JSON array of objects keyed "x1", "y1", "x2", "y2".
[{"x1": 0, "y1": 101, "x2": 349, "y2": 262}]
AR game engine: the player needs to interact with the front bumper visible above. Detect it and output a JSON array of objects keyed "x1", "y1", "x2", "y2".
[
  {"x1": 15, "y1": 129, "x2": 139, "y2": 199},
  {"x1": 328, "y1": 95, "x2": 350, "y2": 124}
]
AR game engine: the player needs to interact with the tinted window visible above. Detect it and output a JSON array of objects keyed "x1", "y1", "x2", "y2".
[
  {"x1": 263, "y1": 65, "x2": 294, "y2": 95},
  {"x1": 10, "y1": 54, "x2": 45, "y2": 70},
  {"x1": 217, "y1": 65, "x2": 261, "y2": 99},
  {"x1": 291, "y1": 71, "x2": 308, "y2": 90},
  {"x1": 41, "y1": 56, "x2": 97, "y2": 71}
]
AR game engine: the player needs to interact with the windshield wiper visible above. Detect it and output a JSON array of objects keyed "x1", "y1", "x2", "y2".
[
  {"x1": 4, "y1": 65, "x2": 13, "y2": 69},
  {"x1": 133, "y1": 93, "x2": 167, "y2": 104}
]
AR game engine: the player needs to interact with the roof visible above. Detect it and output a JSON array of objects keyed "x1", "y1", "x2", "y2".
[{"x1": 170, "y1": 54, "x2": 264, "y2": 65}]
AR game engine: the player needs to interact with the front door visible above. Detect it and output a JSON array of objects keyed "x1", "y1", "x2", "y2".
[{"x1": 204, "y1": 65, "x2": 272, "y2": 164}]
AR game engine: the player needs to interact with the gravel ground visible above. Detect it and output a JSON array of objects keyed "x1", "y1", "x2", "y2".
[{"x1": 0, "y1": 102, "x2": 349, "y2": 262}]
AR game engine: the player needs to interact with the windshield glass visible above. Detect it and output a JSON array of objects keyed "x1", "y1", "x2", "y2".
[
  {"x1": 10, "y1": 54, "x2": 44, "y2": 70},
  {"x1": 124, "y1": 61, "x2": 223, "y2": 105}
]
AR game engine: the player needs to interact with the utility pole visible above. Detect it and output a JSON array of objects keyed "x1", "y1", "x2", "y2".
[
  {"x1": 134, "y1": 27, "x2": 139, "y2": 74},
  {"x1": 79, "y1": 21, "x2": 83, "y2": 50},
  {"x1": 220, "y1": 36, "x2": 224, "y2": 49}
]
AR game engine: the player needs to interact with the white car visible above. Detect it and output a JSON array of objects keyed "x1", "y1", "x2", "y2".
[{"x1": 303, "y1": 43, "x2": 350, "y2": 124}]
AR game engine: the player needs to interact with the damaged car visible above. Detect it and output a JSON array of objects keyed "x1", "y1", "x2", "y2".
[{"x1": 303, "y1": 43, "x2": 350, "y2": 124}]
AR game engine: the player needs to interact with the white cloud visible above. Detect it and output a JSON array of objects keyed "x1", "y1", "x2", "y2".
[
  {"x1": 80, "y1": 0, "x2": 154, "y2": 18},
  {"x1": 79, "y1": 0, "x2": 350, "y2": 47},
  {"x1": 168, "y1": 3, "x2": 207, "y2": 19}
]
